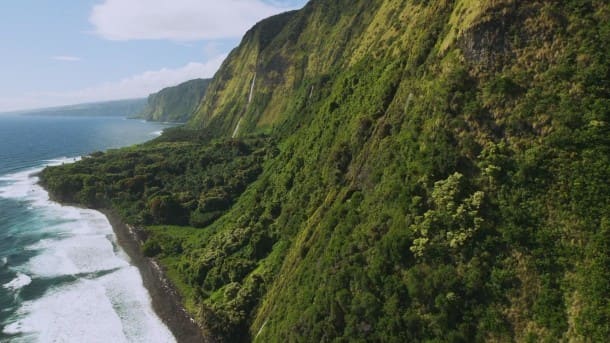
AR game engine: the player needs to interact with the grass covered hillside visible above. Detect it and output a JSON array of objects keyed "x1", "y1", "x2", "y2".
[
  {"x1": 135, "y1": 79, "x2": 212, "y2": 122},
  {"x1": 42, "y1": 0, "x2": 609, "y2": 342}
]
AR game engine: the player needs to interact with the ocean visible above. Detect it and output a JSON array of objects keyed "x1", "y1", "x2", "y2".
[{"x1": 0, "y1": 115, "x2": 176, "y2": 342}]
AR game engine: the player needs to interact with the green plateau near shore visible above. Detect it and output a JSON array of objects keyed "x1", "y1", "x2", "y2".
[{"x1": 41, "y1": 0, "x2": 609, "y2": 341}]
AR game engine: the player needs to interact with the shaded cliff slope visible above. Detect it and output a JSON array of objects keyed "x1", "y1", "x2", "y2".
[{"x1": 136, "y1": 79, "x2": 211, "y2": 122}]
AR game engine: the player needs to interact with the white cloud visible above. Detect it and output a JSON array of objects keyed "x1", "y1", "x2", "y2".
[
  {"x1": 90, "y1": 0, "x2": 294, "y2": 41},
  {"x1": 53, "y1": 56, "x2": 81, "y2": 62},
  {"x1": 80, "y1": 54, "x2": 226, "y2": 98},
  {"x1": 203, "y1": 42, "x2": 221, "y2": 58},
  {"x1": 0, "y1": 54, "x2": 226, "y2": 112}
]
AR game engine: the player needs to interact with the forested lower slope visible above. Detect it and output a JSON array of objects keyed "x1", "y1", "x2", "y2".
[{"x1": 42, "y1": 0, "x2": 609, "y2": 341}]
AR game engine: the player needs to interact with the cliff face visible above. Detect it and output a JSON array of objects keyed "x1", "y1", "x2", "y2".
[
  {"x1": 188, "y1": 1, "x2": 609, "y2": 341},
  {"x1": 188, "y1": 1, "x2": 385, "y2": 134},
  {"x1": 137, "y1": 78, "x2": 211, "y2": 122},
  {"x1": 189, "y1": 0, "x2": 567, "y2": 136},
  {"x1": 43, "y1": 0, "x2": 609, "y2": 342}
]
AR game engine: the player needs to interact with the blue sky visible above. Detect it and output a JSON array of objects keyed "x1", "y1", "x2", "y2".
[{"x1": 0, "y1": 0, "x2": 307, "y2": 112}]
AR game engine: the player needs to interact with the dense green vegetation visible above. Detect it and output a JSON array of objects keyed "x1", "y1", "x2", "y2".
[
  {"x1": 41, "y1": 131, "x2": 270, "y2": 229},
  {"x1": 135, "y1": 79, "x2": 211, "y2": 122},
  {"x1": 42, "y1": 0, "x2": 609, "y2": 342}
]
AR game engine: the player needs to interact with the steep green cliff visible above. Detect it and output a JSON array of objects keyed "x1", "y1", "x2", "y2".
[
  {"x1": 136, "y1": 78, "x2": 211, "y2": 122},
  {"x1": 42, "y1": 0, "x2": 609, "y2": 341}
]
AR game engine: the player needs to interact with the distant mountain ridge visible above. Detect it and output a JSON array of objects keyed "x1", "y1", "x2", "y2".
[
  {"x1": 9, "y1": 98, "x2": 147, "y2": 117},
  {"x1": 134, "y1": 78, "x2": 211, "y2": 123}
]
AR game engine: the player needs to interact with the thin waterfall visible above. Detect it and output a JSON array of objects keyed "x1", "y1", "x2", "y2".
[
  {"x1": 248, "y1": 74, "x2": 257, "y2": 104},
  {"x1": 234, "y1": 73, "x2": 256, "y2": 138},
  {"x1": 404, "y1": 92, "x2": 414, "y2": 113},
  {"x1": 232, "y1": 118, "x2": 243, "y2": 138}
]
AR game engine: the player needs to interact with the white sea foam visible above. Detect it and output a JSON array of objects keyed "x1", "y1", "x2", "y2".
[
  {"x1": 0, "y1": 168, "x2": 42, "y2": 200},
  {"x1": 100, "y1": 267, "x2": 176, "y2": 342},
  {"x1": 3, "y1": 273, "x2": 175, "y2": 342},
  {"x1": 0, "y1": 257, "x2": 7, "y2": 268},
  {"x1": 150, "y1": 130, "x2": 163, "y2": 136},
  {"x1": 3, "y1": 273, "x2": 32, "y2": 291},
  {"x1": 44, "y1": 157, "x2": 80, "y2": 165},
  {"x1": 25, "y1": 233, "x2": 129, "y2": 278},
  {"x1": 0, "y1": 163, "x2": 176, "y2": 342},
  {"x1": 3, "y1": 279, "x2": 130, "y2": 342},
  {"x1": 0, "y1": 157, "x2": 77, "y2": 202}
]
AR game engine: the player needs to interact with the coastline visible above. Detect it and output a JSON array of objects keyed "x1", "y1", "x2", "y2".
[
  {"x1": 100, "y1": 209, "x2": 207, "y2": 343},
  {"x1": 32, "y1": 149, "x2": 209, "y2": 341},
  {"x1": 39, "y1": 178, "x2": 206, "y2": 342}
]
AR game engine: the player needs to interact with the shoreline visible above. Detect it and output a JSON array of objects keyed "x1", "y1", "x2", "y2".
[
  {"x1": 35, "y1": 152, "x2": 208, "y2": 342},
  {"x1": 99, "y1": 209, "x2": 207, "y2": 343},
  {"x1": 38, "y1": 176, "x2": 207, "y2": 342}
]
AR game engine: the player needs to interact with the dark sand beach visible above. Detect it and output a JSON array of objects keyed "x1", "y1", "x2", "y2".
[
  {"x1": 100, "y1": 209, "x2": 206, "y2": 343},
  {"x1": 37, "y1": 161, "x2": 207, "y2": 342}
]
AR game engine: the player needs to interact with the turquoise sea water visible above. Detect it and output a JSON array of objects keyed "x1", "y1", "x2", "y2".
[{"x1": 0, "y1": 115, "x2": 176, "y2": 342}]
